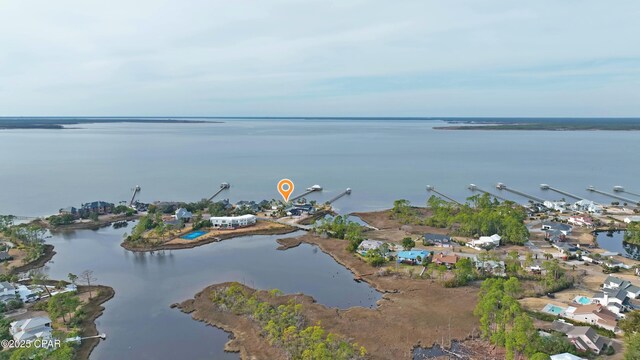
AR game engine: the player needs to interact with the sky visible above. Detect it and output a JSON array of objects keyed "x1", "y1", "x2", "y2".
[{"x1": 1, "y1": 0, "x2": 639, "y2": 117}]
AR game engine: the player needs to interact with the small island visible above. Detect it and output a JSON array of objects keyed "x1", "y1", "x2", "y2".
[{"x1": 178, "y1": 193, "x2": 640, "y2": 359}]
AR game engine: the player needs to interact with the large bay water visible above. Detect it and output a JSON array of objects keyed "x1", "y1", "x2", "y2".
[
  {"x1": 2, "y1": 119, "x2": 640, "y2": 217},
  {"x1": 2, "y1": 119, "x2": 640, "y2": 359}
]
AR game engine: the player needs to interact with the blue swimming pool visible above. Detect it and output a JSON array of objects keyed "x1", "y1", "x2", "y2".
[
  {"x1": 542, "y1": 304, "x2": 565, "y2": 315},
  {"x1": 575, "y1": 296, "x2": 591, "y2": 305},
  {"x1": 181, "y1": 230, "x2": 207, "y2": 240}
]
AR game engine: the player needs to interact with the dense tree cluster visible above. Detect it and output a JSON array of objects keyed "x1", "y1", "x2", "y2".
[
  {"x1": 625, "y1": 222, "x2": 640, "y2": 246},
  {"x1": 47, "y1": 214, "x2": 75, "y2": 227},
  {"x1": 620, "y1": 311, "x2": 640, "y2": 360},
  {"x1": 211, "y1": 283, "x2": 367, "y2": 359},
  {"x1": 426, "y1": 194, "x2": 530, "y2": 245},
  {"x1": 314, "y1": 216, "x2": 364, "y2": 252},
  {"x1": 2, "y1": 224, "x2": 47, "y2": 263},
  {"x1": 474, "y1": 277, "x2": 577, "y2": 359}
]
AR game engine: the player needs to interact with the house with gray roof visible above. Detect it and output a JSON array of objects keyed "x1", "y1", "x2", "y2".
[
  {"x1": 566, "y1": 326, "x2": 608, "y2": 354},
  {"x1": 9, "y1": 317, "x2": 52, "y2": 342},
  {"x1": 542, "y1": 222, "x2": 572, "y2": 235}
]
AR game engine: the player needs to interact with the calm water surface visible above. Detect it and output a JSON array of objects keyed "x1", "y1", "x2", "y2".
[
  {"x1": 45, "y1": 226, "x2": 379, "y2": 360},
  {"x1": 2, "y1": 119, "x2": 640, "y2": 359},
  {"x1": 2, "y1": 120, "x2": 640, "y2": 216},
  {"x1": 596, "y1": 230, "x2": 640, "y2": 260}
]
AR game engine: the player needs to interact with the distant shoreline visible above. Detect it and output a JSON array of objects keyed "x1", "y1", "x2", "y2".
[
  {"x1": 0, "y1": 119, "x2": 219, "y2": 130},
  {"x1": 433, "y1": 118, "x2": 640, "y2": 131}
]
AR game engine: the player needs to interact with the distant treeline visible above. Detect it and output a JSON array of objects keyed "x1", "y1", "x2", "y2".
[
  {"x1": 0, "y1": 118, "x2": 215, "y2": 129},
  {"x1": 435, "y1": 117, "x2": 640, "y2": 130}
]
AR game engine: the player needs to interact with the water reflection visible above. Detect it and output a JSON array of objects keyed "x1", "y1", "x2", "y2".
[
  {"x1": 596, "y1": 231, "x2": 640, "y2": 260},
  {"x1": 43, "y1": 225, "x2": 381, "y2": 360}
]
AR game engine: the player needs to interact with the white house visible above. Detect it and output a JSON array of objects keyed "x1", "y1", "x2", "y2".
[
  {"x1": 572, "y1": 200, "x2": 603, "y2": 214},
  {"x1": 624, "y1": 216, "x2": 640, "y2": 224},
  {"x1": 568, "y1": 215, "x2": 594, "y2": 227},
  {"x1": 9, "y1": 317, "x2": 52, "y2": 342},
  {"x1": 174, "y1": 208, "x2": 193, "y2": 221},
  {"x1": 544, "y1": 201, "x2": 568, "y2": 212},
  {"x1": 210, "y1": 214, "x2": 257, "y2": 229},
  {"x1": 357, "y1": 240, "x2": 384, "y2": 255},
  {"x1": 468, "y1": 234, "x2": 501, "y2": 250},
  {"x1": 564, "y1": 304, "x2": 618, "y2": 332},
  {"x1": 592, "y1": 289, "x2": 628, "y2": 316}
]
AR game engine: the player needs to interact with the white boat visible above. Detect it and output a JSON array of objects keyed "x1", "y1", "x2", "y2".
[{"x1": 307, "y1": 185, "x2": 322, "y2": 191}]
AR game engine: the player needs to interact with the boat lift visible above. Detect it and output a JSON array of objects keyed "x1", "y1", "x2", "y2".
[
  {"x1": 290, "y1": 185, "x2": 323, "y2": 202},
  {"x1": 613, "y1": 186, "x2": 640, "y2": 198},
  {"x1": 327, "y1": 188, "x2": 351, "y2": 204},
  {"x1": 587, "y1": 186, "x2": 640, "y2": 206},
  {"x1": 209, "y1": 182, "x2": 230, "y2": 201},
  {"x1": 129, "y1": 185, "x2": 141, "y2": 206}
]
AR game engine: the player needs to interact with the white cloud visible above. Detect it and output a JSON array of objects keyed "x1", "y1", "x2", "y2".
[{"x1": 0, "y1": 0, "x2": 639, "y2": 116}]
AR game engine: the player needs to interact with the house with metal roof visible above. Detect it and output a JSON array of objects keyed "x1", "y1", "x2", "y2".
[
  {"x1": 396, "y1": 250, "x2": 429, "y2": 265},
  {"x1": 357, "y1": 240, "x2": 384, "y2": 256},
  {"x1": 9, "y1": 317, "x2": 52, "y2": 342},
  {"x1": 423, "y1": 233, "x2": 453, "y2": 247}
]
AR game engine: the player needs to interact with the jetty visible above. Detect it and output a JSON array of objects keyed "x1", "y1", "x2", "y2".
[
  {"x1": 290, "y1": 184, "x2": 322, "y2": 202},
  {"x1": 129, "y1": 185, "x2": 141, "y2": 206},
  {"x1": 209, "y1": 182, "x2": 230, "y2": 201},
  {"x1": 613, "y1": 186, "x2": 640, "y2": 198},
  {"x1": 496, "y1": 183, "x2": 545, "y2": 203},
  {"x1": 426, "y1": 185, "x2": 461, "y2": 205},
  {"x1": 468, "y1": 184, "x2": 509, "y2": 202},
  {"x1": 327, "y1": 188, "x2": 351, "y2": 204},
  {"x1": 587, "y1": 186, "x2": 640, "y2": 205},
  {"x1": 539, "y1": 184, "x2": 583, "y2": 201}
]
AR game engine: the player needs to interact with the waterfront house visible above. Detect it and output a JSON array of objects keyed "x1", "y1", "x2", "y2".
[
  {"x1": 58, "y1": 206, "x2": 78, "y2": 217},
  {"x1": 423, "y1": 233, "x2": 453, "y2": 247},
  {"x1": 543, "y1": 201, "x2": 568, "y2": 213},
  {"x1": 0, "y1": 251, "x2": 12, "y2": 262},
  {"x1": 210, "y1": 214, "x2": 257, "y2": 229},
  {"x1": 433, "y1": 253, "x2": 459, "y2": 268},
  {"x1": 542, "y1": 222, "x2": 572, "y2": 236},
  {"x1": 9, "y1": 317, "x2": 52, "y2": 342},
  {"x1": 235, "y1": 200, "x2": 261, "y2": 213},
  {"x1": 564, "y1": 304, "x2": 618, "y2": 332},
  {"x1": 568, "y1": 215, "x2": 594, "y2": 227},
  {"x1": 625, "y1": 216, "x2": 640, "y2": 224},
  {"x1": 468, "y1": 234, "x2": 501, "y2": 250},
  {"x1": 0, "y1": 282, "x2": 16, "y2": 303},
  {"x1": 79, "y1": 201, "x2": 115, "y2": 217},
  {"x1": 572, "y1": 200, "x2": 603, "y2": 214},
  {"x1": 174, "y1": 208, "x2": 193, "y2": 222},
  {"x1": 357, "y1": 240, "x2": 384, "y2": 256},
  {"x1": 396, "y1": 250, "x2": 429, "y2": 265}
]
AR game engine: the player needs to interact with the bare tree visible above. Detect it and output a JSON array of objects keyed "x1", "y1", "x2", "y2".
[
  {"x1": 79, "y1": 270, "x2": 97, "y2": 299},
  {"x1": 30, "y1": 269, "x2": 52, "y2": 297}
]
